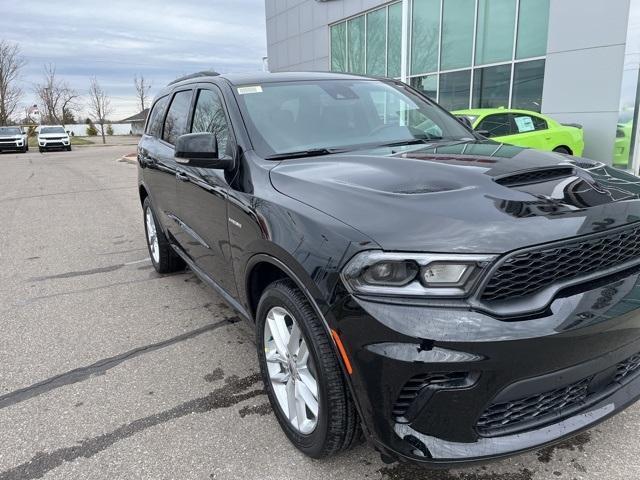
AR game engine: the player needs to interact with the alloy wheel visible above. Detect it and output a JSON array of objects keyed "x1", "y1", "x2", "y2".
[
  {"x1": 264, "y1": 306, "x2": 319, "y2": 434},
  {"x1": 145, "y1": 207, "x2": 160, "y2": 264}
]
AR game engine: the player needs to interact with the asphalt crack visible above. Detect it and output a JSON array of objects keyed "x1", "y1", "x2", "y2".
[
  {"x1": 0, "y1": 373, "x2": 263, "y2": 480},
  {"x1": 0, "y1": 317, "x2": 240, "y2": 410},
  {"x1": 28, "y1": 264, "x2": 124, "y2": 282}
]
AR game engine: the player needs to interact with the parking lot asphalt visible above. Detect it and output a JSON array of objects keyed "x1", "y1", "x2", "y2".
[{"x1": 1, "y1": 146, "x2": 640, "y2": 480}]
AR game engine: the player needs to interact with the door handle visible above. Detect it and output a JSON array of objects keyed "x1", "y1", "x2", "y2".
[{"x1": 176, "y1": 171, "x2": 190, "y2": 182}]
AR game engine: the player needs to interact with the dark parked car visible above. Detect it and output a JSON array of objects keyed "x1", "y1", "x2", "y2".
[{"x1": 137, "y1": 71, "x2": 640, "y2": 466}]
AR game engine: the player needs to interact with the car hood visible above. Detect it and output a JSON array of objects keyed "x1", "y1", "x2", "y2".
[
  {"x1": 38, "y1": 133, "x2": 68, "y2": 138},
  {"x1": 269, "y1": 142, "x2": 640, "y2": 253}
]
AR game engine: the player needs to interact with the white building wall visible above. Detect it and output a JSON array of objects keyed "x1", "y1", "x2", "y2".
[{"x1": 541, "y1": 0, "x2": 630, "y2": 161}]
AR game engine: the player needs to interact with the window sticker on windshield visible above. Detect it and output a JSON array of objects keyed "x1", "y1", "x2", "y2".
[
  {"x1": 514, "y1": 116, "x2": 535, "y2": 133},
  {"x1": 237, "y1": 86, "x2": 263, "y2": 95}
]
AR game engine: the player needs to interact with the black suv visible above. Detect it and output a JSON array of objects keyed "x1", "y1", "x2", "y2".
[{"x1": 138, "y1": 71, "x2": 640, "y2": 466}]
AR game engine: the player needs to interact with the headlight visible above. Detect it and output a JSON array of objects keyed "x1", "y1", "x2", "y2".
[{"x1": 341, "y1": 251, "x2": 496, "y2": 298}]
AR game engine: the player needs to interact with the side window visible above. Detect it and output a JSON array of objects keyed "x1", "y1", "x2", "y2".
[
  {"x1": 191, "y1": 89, "x2": 231, "y2": 157},
  {"x1": 146, "y1": 96, "x2": 169, "y2": 137},
  {"x1": 477, "y1": 113, "x2": 513, "y2": 138},
  {"x1": 162, "y1": 90, "x2": 193, "y2": 145},
  {"x1": 532, "y1": 115, "x2": 548, "y2": 131}
]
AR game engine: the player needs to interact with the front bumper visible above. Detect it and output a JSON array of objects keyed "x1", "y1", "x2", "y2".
[
  {"x1": 331, "y1": 268, "x2": 640, "y2": 465},
  {"x1": 39, "y1": 139, "x2": 70, "y2": 148},
  {"x1": 0, "y1": 140, "x2": 24, "y2": 150}
]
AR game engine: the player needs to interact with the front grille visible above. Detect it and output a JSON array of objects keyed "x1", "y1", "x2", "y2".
[
  {"x1": 481, "y1": 222, "x2": 640, "y2": 302},
  {"x1": 476, "y1": 378, "x2": 591, "y2": 436},
  {"x1": 392, "y1": 372, "x2": 469, "y2": 418},
  {"x1": 615, "y1": 353, "x2": 640, "y2": 382},
  {"x1": 477, "y1": 351, "x2": 640, "y2": 437},
  {"x1": 494, "y1": 167, "x2": 574, "y2": 187}
]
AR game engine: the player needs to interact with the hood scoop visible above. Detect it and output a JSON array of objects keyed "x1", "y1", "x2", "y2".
[{"x1": 494, "y1": 167, "x2": 575, "y2": 187}]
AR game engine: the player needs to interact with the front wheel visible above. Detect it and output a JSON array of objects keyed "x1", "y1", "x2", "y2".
[
  {"x1": 66, "y1": 145, "x2": 72, "y2": 151},
  {"x1": 256, "y1": 279, "x2": 359, "y2": 458}
]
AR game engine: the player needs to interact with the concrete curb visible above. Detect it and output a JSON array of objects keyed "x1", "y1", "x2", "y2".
[{"x1": 118, "y1": 154, "x2": 137, "y2": 165}]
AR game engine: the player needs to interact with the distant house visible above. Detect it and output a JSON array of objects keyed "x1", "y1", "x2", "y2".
[{"x1": 120, "y1": 109, "x2": 149, "y2": 136}]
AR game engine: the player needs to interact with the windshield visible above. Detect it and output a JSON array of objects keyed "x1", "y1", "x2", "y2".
[
  {"x1": 40, "y1": 127, "x2": 66, "y2": 134},
  {"x1": 0, "y1": 127, "x2": 21, "y2": 135},
  {"x1": 234, "y1": 79, "x2": 473, "y2": 158}
]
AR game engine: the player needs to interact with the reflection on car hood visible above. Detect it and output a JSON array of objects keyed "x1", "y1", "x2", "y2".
[
  {"x1": 0, "y1": 135, "x2": 22, "y2": 140},
  {"x1": 269, "y1": 141, "x2": 640, "y2": 253}
]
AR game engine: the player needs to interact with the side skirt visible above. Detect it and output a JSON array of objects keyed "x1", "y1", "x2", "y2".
[{"x1": 170, "y1": 242, "x2": 252, "y2": 322}]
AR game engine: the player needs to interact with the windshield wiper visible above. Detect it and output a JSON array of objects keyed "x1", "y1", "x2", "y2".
[{"x1": 265, "y1": 147, "x2": 347, "y2": 160}]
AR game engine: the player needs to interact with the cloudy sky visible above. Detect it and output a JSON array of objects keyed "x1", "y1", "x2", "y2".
[{"x1": 1, "y1": 0, "x2": 266, "y2": 120}]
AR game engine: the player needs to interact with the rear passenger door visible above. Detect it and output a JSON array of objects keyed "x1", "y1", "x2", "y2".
[
  {"x1": 139, "y1": 94, "x2": 181, "y2": 239},
  {"x1": 175, "y1": 85, "x2": 237, "y2": 296}
]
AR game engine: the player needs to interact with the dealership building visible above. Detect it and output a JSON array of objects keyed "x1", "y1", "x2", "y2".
[{"x1": 265, "y1": 0, "x2": 640, "y2": 171}]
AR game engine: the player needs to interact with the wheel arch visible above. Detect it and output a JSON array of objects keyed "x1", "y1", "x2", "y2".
[
  {"x1": 138, "y1": 183, "x2": 149, "y2": 206},
  {"x1": 244, "y1": 253, "x2": 327, "y2": 327}
]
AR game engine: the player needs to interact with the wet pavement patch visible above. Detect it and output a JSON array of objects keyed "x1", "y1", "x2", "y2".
[
  {"x1": 379, "y1": 465, "x2": 535, "y2": 480},
  {"x1": 204, "y1": 368, "x2": 225, "y2": 383},
  {"x1": 238, "y1": 402, "x2": 271, "y2": 418},
  {"x1": 536, "y1": 432, "x2": 591, "y2": 463},
  {"x1": 0, "y1": 373, "x2": 263, "y2": 480}
]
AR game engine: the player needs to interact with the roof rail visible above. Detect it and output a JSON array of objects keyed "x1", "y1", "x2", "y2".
[{"x1": 168, "y1": 71, "x2": 220, "y2": 86}]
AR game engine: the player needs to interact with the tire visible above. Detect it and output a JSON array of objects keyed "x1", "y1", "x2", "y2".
[
  {"x1": 256, "y1": 279, "x2": 359, "y2": 458},
  {"x1": 66, "y1": 146, "x2": 72, "y2": 151},
  {"x1": 21, "y1": 146, "x2": 27, "y2": 153},
  {"x1": 142, "y1": 196, "x2": 184, "y2": 273},
  {"x1": 553, "y1": 146, "x2": 571, "y2": 155},
  {"x1": 39, "y1": 147, "x2": 44, "y2": 153}
]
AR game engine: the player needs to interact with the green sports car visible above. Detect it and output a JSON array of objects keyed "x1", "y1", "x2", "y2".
[
  {"x1": 452, "y1": 108, "x2": 585, "y2": 157},
  {"x1": 614, "y1": 121, "x2": 632, "y2": 168}
]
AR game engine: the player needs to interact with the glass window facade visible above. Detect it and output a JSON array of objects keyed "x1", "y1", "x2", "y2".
[
  {"x1": 473, "y1": 64, "x2": 511, "y2": 108},
  {"x1": 347, "y1": 16, "x2": 366, "y2": 74},
  {"x1": 511, "y1": 59, "x2": 545, "y2": 112},
  {"x1": 440, "y1": 70, "x2": 472, "y2": 111},
  {"x1": 387, "y1": 3, "x2": 402, "y2": 78},
  {"x1": 366, "y1": 8, "x2": 387, "y2": 76},
  {"x1": 516, "y1": 0, "x2": 550, "y2": 59},
  {"x1": 410, "y1": 0, "x2": 441, "y2": 75},
  {"x1": 330, "y1": 0, "x2": 549, "y2": 112},
  {"x1": 411, "y1": 74, "x2": 438, "y2": 100},
  {"x1": 441, "y1": 0, "x2": 475, "y2": 71},
  {"x1": 329, "y1": 3, "x2": 401, "y2": 78},
  {"x1": 475, "y1": 0, "x2": 516, "y2": 65},
  {"x1": 330, "y1": 22, "x2": 346, "y2": 73}
]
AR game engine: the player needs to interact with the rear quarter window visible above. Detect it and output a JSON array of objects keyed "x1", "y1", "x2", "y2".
[{"x1": 146, "y1": 96, "x2": 170, "y2": 137}]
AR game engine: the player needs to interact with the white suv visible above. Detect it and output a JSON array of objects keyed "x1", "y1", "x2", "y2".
[
  {"x1": 0, "y1": 126, "x2": 28, "y2": 153},
  {"x1": 38, "y1": 126, "x2": 71, "y2": 152}
]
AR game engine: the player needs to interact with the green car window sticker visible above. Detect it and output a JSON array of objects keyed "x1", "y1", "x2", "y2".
[
  {"x1": 516, "y1": 117, "x2": 536, "y2": 133},
  {"x1": 514, "y1": 116, "x2": 535, "y2": 133}
]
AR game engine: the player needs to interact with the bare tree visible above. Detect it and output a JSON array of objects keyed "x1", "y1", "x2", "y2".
[
  {"x1": 87, "y1": 77, "x2": 113, "y2": 144},
  {"x1": 0, "y1": 40, "x2": 26, "y2": 125},
  {"x1": 134, "y1": 74, "x2": 151, "y2": 112},
  {"x1": 35, "y1": 64, "x2": 79, "y2": 126}
]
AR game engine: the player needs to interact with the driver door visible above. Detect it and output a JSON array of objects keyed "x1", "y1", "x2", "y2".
[{"x1": 175, "y1": 85, "x2": 237, "y2": 296}]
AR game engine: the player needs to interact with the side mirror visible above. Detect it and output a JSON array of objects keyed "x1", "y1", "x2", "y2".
[
  {"x1": 474, "y1": 129, "x2": 491, "y2": 138},
  {"x1": 174, "y1": 132, "x2": 233, "y2": 169},
  {"x1": 457, "y1": 116, "x2": 473, "y2": 130}
]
